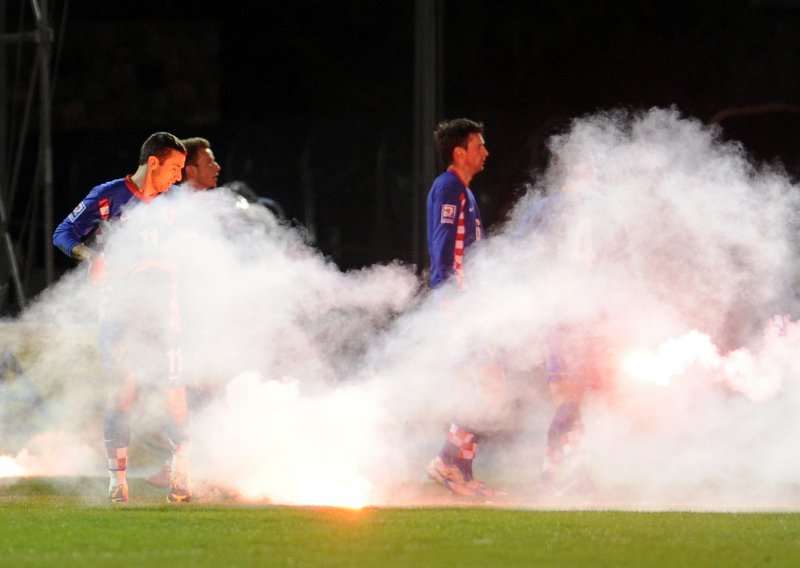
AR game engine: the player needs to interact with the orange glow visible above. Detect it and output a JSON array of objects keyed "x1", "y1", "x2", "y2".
[
  {"x1": 623, "y1": 349, "x2": 672, "y2": 386},
  {"x1": 298, "y1": 479, "x2": 371, "y2": 509},
  {"x1": 622, "y1": 330, "x2": 720, "y2": 386},
  {"x1": 238, "y1": 475, "x2": 372, "y2": 510},
  {"x1": 0, "y1": 454, "x2": 26, "y2": 478}
]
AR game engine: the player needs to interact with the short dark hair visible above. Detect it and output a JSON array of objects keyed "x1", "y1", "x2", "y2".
[
  {"x1": 138, "y1": 132, "x2": 186, "y2": 165},
  {"x1": 435, "y1": 118, "x2": 484, "y2": 166},
  {"x1": 181, "y1": 137, "x2": 211, "y2": 168}
]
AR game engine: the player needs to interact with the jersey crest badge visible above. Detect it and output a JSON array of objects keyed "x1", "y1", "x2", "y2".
[
  {"x1": 441, "y1": 204, "x2": 456, "y2": 224},
  {"x1": 67, "y1": 201, "x2": 86, "y2": 222}
]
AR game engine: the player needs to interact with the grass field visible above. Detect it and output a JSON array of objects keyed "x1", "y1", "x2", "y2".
[{"x1": 2, "y1": 477, "x2": 800, "y2": 567}]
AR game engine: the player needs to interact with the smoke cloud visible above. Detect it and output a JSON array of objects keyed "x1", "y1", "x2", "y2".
[{"x1": 4, "y1": 106, "x2": 800, "y2": 510}]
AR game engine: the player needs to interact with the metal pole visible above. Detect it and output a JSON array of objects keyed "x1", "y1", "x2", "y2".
[
  {"x1": 0, "y1": 0, "x2": 27, "y2": 310},
  {"x1": 411, "y1": 0, "x2": 441, "y2": 276},
  {"x1": 0, "y1": 198, "x2": 25, "y2": 308},
  {"x1": 33, "y1": 0, "x2": 54, "y2": 285},
  {"x1": 0, "y1": 0, "x2": 6, "y2": 194}
]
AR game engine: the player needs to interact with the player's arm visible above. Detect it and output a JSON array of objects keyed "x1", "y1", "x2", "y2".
[
  {"x1": 52, "y1": 196, "x2": 102, "y2": 260},
  {"x1": 69, "y1": 243, "x2": 95, "y2": 261},
  {"x1": 427, "y1": 183, "x2": 462, "y2": 288}
]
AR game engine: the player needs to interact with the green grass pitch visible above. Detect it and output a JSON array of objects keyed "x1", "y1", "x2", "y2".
[{"x1": 2, "y1": 477, "x2": 800, "y2": 567}]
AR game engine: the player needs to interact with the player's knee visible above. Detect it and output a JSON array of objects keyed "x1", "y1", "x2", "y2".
[
  {"x1": 103, "y1": 410, "x2": 131, "y2": 448},
  {"x1": 166, "y1": 419, "x2": 191, "y2": 448},
  {"x1": 547, "y1": 402, "x2": 581, "y2": 446}
]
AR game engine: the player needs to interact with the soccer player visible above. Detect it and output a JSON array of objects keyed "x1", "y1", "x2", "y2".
[
  {"x1": 180, "y1": 136, "x2": 221, "y2": 191},
  {"x1": 516, "y1": 130, "x2": 602, "y2": 497},
  {"x1": 53, "y1": 132, "x2": 193, "y2": 504},
  {"x1": 143, "y1": 136, "x2": 221, "y2": 490},
  {"x1": 425, "y1": 118, "x2": 488, "y2": 290},
  {"x1": 424, "y1": 118, "x2": 500, "y2": 497}
]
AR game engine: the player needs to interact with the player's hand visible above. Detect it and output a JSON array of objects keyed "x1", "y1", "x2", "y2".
[{"x1": 71, "y1": 243, "x2": 95, "y2": 261}]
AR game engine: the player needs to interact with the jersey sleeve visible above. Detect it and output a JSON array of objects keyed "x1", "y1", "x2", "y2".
[
  {"x1": 426, "y1": 178, "x2": 463, "y2": 288},
  {"x1": 515, "y1": 195, "x2": 555, "y2": 240},
  {"x1": 52, "y1": 194, "x2": 103, "y2": 258}
]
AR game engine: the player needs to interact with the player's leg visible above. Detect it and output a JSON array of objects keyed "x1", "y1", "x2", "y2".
[
  {"x1": 165, "y1": 385, "x2": 192, "y2": 503},
  {"x1": 538, "y1": 328, "x2": 592, "y2": 494},
  {"x1": 162, "y1": 268, "x2": 192, "y2": 503},
  {"x1": 104, "y1": 372, "x2": 136, "y2": 503},
  {"x1": 541, "y1": 382, "x2": 585, "y2": 483},
  {"x1": 427, "y1": 422, "x2": 497, "y2": 496},
  {"x1": 427, "y1": 347, "x2": 506, "y2": 497},
  {"x1": 435, "y1": 422, "x2": 478, "y2": 478}
]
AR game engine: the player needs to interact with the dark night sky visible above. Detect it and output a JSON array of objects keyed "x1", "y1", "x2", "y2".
[{"x1": 5, "y1": 0, "x2": 800, "y2": 296}]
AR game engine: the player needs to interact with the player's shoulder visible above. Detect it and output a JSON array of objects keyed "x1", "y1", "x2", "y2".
[
  {"x1": 429, "y1": 170, "x2": 462, "y2": 197},
  {"x1": 84, "y1": 177, "x2": 129, "y2": 200},
  {"x1": 93, "y1": 177, "x2": 129, "y2": 194}
]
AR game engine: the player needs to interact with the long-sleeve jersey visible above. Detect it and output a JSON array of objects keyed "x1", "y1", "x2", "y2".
[
  {"x1": 426, "y1": 169, "x2": 483, "y2": 288},
  {"x1": 54, "y1": 176, "x2": 184, "y2": 383},
  {"x1": 516, "y1": 190, "x2": 601, "y2": 269},
  {"x1": 52, "y1": 176, "x2": 150, "y2": 258}
]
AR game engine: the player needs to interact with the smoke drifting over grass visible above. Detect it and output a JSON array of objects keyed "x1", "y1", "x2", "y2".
[{"x1": 5, "y1": 106, "x2": 800, "y2": 509}]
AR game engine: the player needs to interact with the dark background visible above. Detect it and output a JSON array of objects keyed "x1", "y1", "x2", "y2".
[{"x1": 3, "y1": 0, "x2": 800, "y2": 313}]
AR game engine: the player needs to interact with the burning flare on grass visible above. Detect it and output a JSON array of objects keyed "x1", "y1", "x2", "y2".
[
  {"x1": 0, "y1": 432, "x2": 96, "y2": 479},
  {"x1": 238, "y1": 476, "x2": 371, "y2": 510},
  {"x1": 621, "y1": 315, "x2": 799, "y2": 402},
  {"x1": 622, "y1": 330, "x2": 720, "y2": 386},
  {"x1": 0, "y1": 451, "x2": 29, "y2": 478},
  {"x1": 192, "y1": 372, "x2": 382, "y2": 509}
]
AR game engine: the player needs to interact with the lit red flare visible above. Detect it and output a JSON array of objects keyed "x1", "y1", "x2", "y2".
[
  {"x1": 621, "y1": 330, "x2": 720, "y2": 386},
  {"x1": 0, "y1": 453, "x2": 27, "y2": 478}
]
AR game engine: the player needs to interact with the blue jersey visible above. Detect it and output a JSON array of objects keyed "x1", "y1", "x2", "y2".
[
  {"x1": 514, "y1": 190, "x2": 570, "y2": 239},
  {"x1": 518, "y1": 190, "x2": 608, "y2": 385},
  {"x1": 56, "y1": 177, "x2": 184, "y2": 384},
  {"x1": 53, "y1": 176, "x2": 149, "y2": 258},
  {"x1": 426, "y1": 169, "x2": 483, "y2": 288}
]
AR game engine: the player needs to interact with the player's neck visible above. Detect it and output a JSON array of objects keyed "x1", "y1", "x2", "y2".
[
  {"x1": 447, "y1": 165, "x2": 472, "y2": 187},
  {"x1": 129, "y1": 165, "x2": 157, "y2": 197}
]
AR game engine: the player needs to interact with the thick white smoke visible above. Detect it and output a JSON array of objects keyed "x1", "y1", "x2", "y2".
[{"x1": 4, "y1": 106, "x2": 800, "y2": 510}]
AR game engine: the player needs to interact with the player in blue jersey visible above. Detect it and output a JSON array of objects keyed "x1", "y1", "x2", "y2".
[
  {"x1": 53, "y1": 132, "x2": 191, "y2": 504},
  {"x1": 425, "y1": 119, "x2": 487, "y2": 289},
  {"x1": 53, "y1": 132, "x2": 186, "y2": 262},
  {"x1": 525, "y1": 193, "x2": 602, "y2": 498},
  {"x1": 424, "y1": 118, "x2": 503, "y2": 497},
  {"x1": 517, "y1": 121, "x2": 603, "y2": 497}
]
